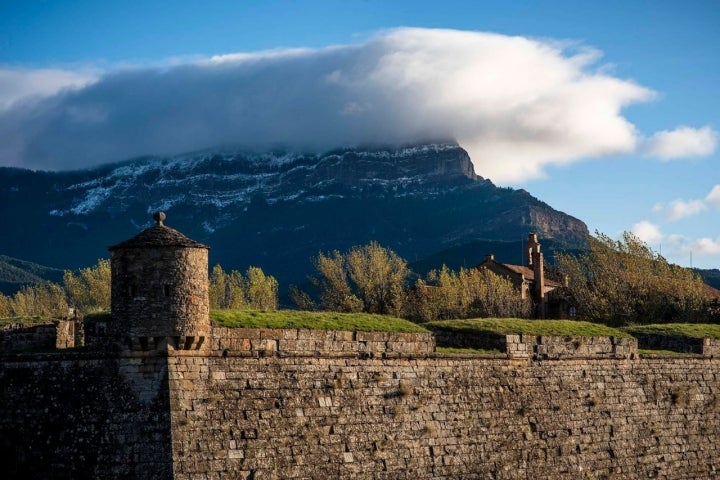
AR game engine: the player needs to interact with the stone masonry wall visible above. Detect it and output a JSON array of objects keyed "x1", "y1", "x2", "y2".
[
  {"x1": 110, "y1": 247, "x2": 210, "y2": 338},
  {"x1": 0, "y1": 353, "x2": 173, "y2": 480},
  {"x1": 703, "y1": 338, "x2": 720, "y2": 357},
  {"x1": 632, "y1": 333, "x2": 720, "y2": 356},
  {"x1": 2, "y1": 328, "x2": 720, "y2": 479},
  {"x1": 505, "y1": 334, "x2": 636, "y2": 360},
  {"x1": 168, "y1": 350, "x2": 720, "y2": 480},
  {"x1": 432, "y1": 330, "x2": 636, "y2": 360},
  {"x1": 0, "y1": 321, "x2": 58, "y2": 352},
  {"x1": 210, "y1": 327, "x2": 436, "y2": 357}
]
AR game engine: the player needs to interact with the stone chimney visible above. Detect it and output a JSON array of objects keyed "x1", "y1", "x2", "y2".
[
  {"x1": 485, "y1": 254, "x2": 495, "y2": 262},
  {"x1": 527, "y1": 233, "x2": 545, "y2": 317},
  {"x1": 108, "y1": 212, "x2": 210, "y2": 351}
]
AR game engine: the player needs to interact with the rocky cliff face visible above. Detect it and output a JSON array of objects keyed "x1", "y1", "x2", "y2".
[{"x1": 0, "y1": 143, "x2": 587, "y2": 289}]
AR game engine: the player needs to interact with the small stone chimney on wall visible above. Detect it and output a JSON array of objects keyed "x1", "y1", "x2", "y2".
[
  {"x1": 527, "y1": 233, "x2": 546, "y2": 317},
  {"x1": 108, "y1": 212, "x2": 210, "y2": 351}
]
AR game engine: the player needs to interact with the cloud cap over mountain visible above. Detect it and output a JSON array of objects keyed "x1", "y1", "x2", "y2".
[{"x1": 0, "y1": 28, "x2": 714, "y2": 182}]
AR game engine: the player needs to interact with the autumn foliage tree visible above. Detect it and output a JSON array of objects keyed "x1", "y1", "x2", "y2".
[
  {"x1": 209, "y1": 265, "x2": 278, "y2": 310},
  {"x1": 1, "y1": 283, "x2": 69, "y2": 318},
  {"x1": 63, "y1": 259, "x2": 111, "y2": 313},
  {"x1": 556, "y1": 232, "x2": 708, "y2": 326},
  {"x1": 0, "y1": 259, "x2": 280, "y2": 319},
  {"x1": 407, "y1": 266, "x2": 532, "y2": 322},
  {"x1": 303, "y1": 242, "x2": 410, "y2": 316},
  {"x1": 0, "y1": 259, "x2": 110, "y2": 318}
]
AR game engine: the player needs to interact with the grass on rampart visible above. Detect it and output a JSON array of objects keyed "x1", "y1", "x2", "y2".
[
  {"x1": 211, "y1": 310, "x2": 429, "y2": 333},
  {"x1": 425, "y1": 318, "x2": 630, "y2": 338},
  {"x1": 623, "y1": 323, "x2": 720, "y2": 339}
]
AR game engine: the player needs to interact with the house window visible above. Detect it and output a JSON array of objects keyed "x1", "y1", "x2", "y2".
[
  {"x1": 163, "y1": 284, "x2": 171, "y2": 297},
  {"x1": 569, "y1": 306, "x2": 577, "y2": 318},
  {"x1": 128, "y1": 285, "x2": 137, "y2": 298}
]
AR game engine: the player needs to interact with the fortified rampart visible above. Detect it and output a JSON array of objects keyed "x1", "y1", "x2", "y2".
[
  {"x1": 1, "y1": 331, "x2": 720, "y2": 479},
  {"x1": 2, "y1": 213, "x2": 720, "y2": 479},
  {"x1": 168, "y1": 343, "x2": 720, "y2": 480}
]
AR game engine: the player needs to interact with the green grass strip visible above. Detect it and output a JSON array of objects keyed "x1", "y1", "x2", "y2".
[
  {"x1": 623, "y1": 323, "x2": 720, "y2": 339},
  {"x1": 211, "y1": 310, "x2": 428, "y2": 333},
  {"x1": 425, "y1": 318, "x2": 630, "y2": 338}
]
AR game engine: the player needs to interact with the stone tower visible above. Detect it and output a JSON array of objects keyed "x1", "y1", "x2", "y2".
[{"x1": 108, "y1": 212, "x2": 210, "y2": 350}]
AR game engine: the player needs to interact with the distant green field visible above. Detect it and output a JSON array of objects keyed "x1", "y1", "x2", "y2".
[
  {"x1": 425, "y1": 318, "x2": 630, "y2": 338},
  {"x1": 623, "y1": 323, "x2": 720, "y2": 339},
  {"x1": 211, "y1": 310, "x2": 429, "y2": 333}
]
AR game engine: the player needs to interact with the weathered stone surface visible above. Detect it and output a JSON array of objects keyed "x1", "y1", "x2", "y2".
[
  {"x1": 0, "y1": 353, "x2": 172, "y2": 479},
  {"x1": 213, "y1": 328, "x2": 436, "y2": 357},
  {"x1": 108, "y1": 215, "x2": 210, "y2": 343},
  {"x1": 166, "y1": 352, "x2": 720, "y2": 480},
  {"x1": 1, "y1": 329, "x2": 719, "y2": 479},
  {"x1": 0, "y1": 321, "x2": 57, "y2": 352}
]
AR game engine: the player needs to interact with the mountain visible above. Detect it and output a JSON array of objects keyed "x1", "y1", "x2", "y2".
[
  {"x1": 695, "y1": 268, "x2": 720, "y2": 291},
  {"x1": 0, "y1": 255, "x2": 64, "y2": 295},
  {"x1": 0, "y1": 143, "x2": 588, "y2": 294}
]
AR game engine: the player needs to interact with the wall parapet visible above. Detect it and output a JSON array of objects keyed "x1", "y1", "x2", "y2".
[
  {"x1": 634, "y1": 333, "x2": 720, "y2": 356},
  {"x1": 432, "y1": 329, "x2": 637, "y2": 359},
  {"x1": 209, "y1": 327, "x2": 436, "y2": 357},
  {"x1": 703, "y1": 338, "x2": 720, "y2": 357},
  {"x1": 506, "y1": 334, "x2": 637, "y2": 359},
  {"x1": 0, "y1": 320, "x2": 83, "y2": 352}
]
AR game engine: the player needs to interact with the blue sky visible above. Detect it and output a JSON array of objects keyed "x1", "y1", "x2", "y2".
[{"x1": 1, "y1": 0, "x2": 718, "y2": 268}]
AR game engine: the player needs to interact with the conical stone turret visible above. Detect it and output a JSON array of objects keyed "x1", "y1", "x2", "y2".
[{"x1": 108, "y1": 212, "x2": 210, "y2": 350}]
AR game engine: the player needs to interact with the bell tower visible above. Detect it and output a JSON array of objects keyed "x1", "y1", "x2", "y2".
[{"x1": 527, "y1": 233, "x2": 546, "y2": 318}]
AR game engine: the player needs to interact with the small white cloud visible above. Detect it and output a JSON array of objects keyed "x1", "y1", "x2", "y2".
[
  {"x1": 665, "y1": 234, "x2": 686, "y2": 247},
  {"x1": 632, "y1": 221, "x2": 663, "y2": 244},
  {"x1": 688, "y1": 237, "x2": 720, "y2": 256},
  {"x1": 653, "y1": 184, "x2": 720, "y2": 221},
  {"x1": 705, "y1": 184, "x2": 720, "y2": 208},
  {"x1": 642, "y1": 125, "x2": 718, "y2": 160},
  {"x1": 653, "y1": 199, "x2": 707, "y2": 221}
]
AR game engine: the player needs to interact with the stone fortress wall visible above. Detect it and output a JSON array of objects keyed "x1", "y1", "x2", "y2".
[
  {"x1": 169, "y1": 340, "x2": 720, "y2": 480},
  {"x1": 1, "y1": 324, "x2": 720, "y2": 479},
  {"x1": 2, "y1": 215, "x2": 719, "y2": 479}
]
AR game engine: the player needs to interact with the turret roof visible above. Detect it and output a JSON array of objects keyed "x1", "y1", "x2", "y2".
[{"x1": 108, "y1": 212, "x2": 209, "y2": 250}]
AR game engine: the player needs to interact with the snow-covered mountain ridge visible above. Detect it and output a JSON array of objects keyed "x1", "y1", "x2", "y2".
[
  {"x1": 47, "y1": 143, "x2": 481, "y2": 225},
  {"x1": 0, "y1": 142, "x2": 587, "y2": 292}
]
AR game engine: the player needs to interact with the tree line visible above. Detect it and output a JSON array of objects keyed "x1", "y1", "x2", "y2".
[
  {"x1": 556, "y1": 232, "x2": 714, "y2": 326},
  {"x1": 290, "y1": 241, "x2": 532, "y2": 321},
  {"x1": 0, "y1": 260, "x2": 279, "y2": 318},
  {"x1": 1, "y1": 232, "x2": 716, "y2": 325}
]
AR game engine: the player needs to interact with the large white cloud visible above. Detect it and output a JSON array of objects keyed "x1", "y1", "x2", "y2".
[
  {"x1": 0, "y1": 28, "x2": 668, "y2": 181},
  {"x1": 0, "y1": 67, "x2": 97, "y2": 111},
  {"x1": 642, "y1": 126, "x2": 718, "y2": 160}
]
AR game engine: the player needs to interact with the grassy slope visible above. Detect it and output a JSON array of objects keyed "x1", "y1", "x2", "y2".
[
  {"x1": 425, "y1": 318, "x2": 630, "y2": 337},
  {"x1": 12, "y1": 310, "x2": 720, "y2": 342},
  {"x1": 623, "y1": 323, "x2": 720, "y2": 339},
  {"x1": 210, "y1": 310, "x2": 428, "y2": 333}
]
